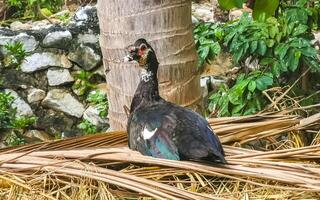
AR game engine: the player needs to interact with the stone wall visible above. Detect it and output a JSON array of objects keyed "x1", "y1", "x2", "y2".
[{"x1": 0, "y1": 6, "x2": 108, "y2": 142}]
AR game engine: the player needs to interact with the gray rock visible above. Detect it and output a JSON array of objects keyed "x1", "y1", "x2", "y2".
[
  {"x1": 200, "y1": 77, "x2": 210, "y2": 98},
  {"x1": 24, "y1": 130, "x2": 52, "y2": 142},
  {"x1": 77, "y1": 33, "x2": 99, "y2": 44},
  {"x1": 5, "y1": 89, "x2": 34, "y2": 117},
  {"x1": 313, "y1": 31, "x2": 320, "y2": 50},
  {"x1": 35, "y1": 109, "x2": 75, "y2": 135},
  {"x1": 83, "y1": 106, "x2": 108, "y2": 126},
  {"x1": 43, "y1": 30, "x2": 72, "y2": 48},
  {"x1": 68, "y1": 5, "x2": 99, "y2": 33},
  {"x1": 192, "y1": 2, "x2": 213, "y2": 22},
  {"x1": 209, "y1": 76, "x2": 225, "y2": 90},
  {"x1": 74, "y1": 7, "x2": 89, "y2": 21},
  {"x1": 192, "y1": 16, "x2": 199, "y2": 24},
  {"x1": 30, "y1": 20, "x2": 53, "y2": 30},
  {"x1": 93, "y1": 65, "x2": 106, "y2": 77},
  {"x1": 27, "y1": 88, "x2": 46, "y2": 103},
  {"x1": 68, "y1": 44, "x2": 101, "y2": 70},
  {"x1": 42, "y1": 89, "x2": 85, "y2": 118},
  {"x1": 47, "y1": 69, "x2": 74, "y2": 86},
  {"x1": 229, "y1": 9, "x2": 245, "y2": 21},
  {"x1": 21, "y1": 52, "x2": 61, "y2": 73},
  {"x1": 0, "y1": 33, "x2": 39, "y2": 53},
  {"x1": 60, "y1": 54, "x2": 73, "y2": 68},
  {"x1": 10, "y1": 21, "x2": 33, "y2": 31}
]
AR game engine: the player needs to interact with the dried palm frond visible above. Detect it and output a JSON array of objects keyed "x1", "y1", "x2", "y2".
[{"x1": 0, "y1": 112, "x2": 320, "y2": 199}]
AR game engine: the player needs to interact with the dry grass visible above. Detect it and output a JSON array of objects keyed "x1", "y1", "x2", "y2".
[{"x1": 0, "y1": 108, "x2": 320, "y2": 199}]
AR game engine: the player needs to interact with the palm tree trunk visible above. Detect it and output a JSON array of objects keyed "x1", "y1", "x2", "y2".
[{"x1": 97, "y1": 0, "x2": 202, "y2": 130}]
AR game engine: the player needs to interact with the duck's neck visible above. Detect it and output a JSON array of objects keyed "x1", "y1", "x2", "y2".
[{"x1": 130, "y1": 62, "x2": 161, "y2": 113}]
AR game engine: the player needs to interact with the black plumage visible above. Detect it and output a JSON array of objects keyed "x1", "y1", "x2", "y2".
[{"x1": 126, "y1": 38, "x2": 226, "y2": 163}]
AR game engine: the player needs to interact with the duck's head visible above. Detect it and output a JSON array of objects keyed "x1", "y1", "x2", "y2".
[{"x1": 124, "y1": 38, "x2": 159, "y2": 72}]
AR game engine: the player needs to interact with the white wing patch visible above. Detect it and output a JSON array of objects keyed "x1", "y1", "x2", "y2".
[{"x1": 143, "y1": 127, "x2": 157, "y2": 140}]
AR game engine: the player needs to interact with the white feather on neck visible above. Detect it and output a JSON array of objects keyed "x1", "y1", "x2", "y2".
[{"x1": 141, "y1": 69, "x2": 153, "y2": 82}]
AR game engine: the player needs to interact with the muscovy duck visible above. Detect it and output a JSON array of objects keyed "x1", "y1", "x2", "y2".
[{"x1": 125, "y1": 38, "x2": 226, "y2": 163}]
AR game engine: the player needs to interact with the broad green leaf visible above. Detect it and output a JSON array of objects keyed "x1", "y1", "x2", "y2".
[
  {"x1": 252, "y1": 0, "x2": 279, "y2": 20},
  {"x1": 260, "y1": 57, "x2": 274, "y2": 65},
  {"x1": 233, "y1": 47, "x2": 244, "y2": 63},
  {"x1": 300, "y1": 47, "x2": 318, "y2": 57},
  {"x1": 232, "y1": 103, "x2": 245, "y2": 115},
  {"x1": 275, "y1": 44, "x2": 289, "y2": 59},
  {"x1": 272, "y1": 61, "x2": 281, "y2": 77},
  {"x1": 257, "y1": 40, "x2": 267, "y2": 56},
  {"x1": 250, "y1": 41, "x2": 258, "y2": 53},
  {"x1": 269, "y1": 26, "x2": 278, "y2": 38},
  {"x1": 218, "y1": 0, "x2": 245, "y2": 10},
  {"x1": 293, "y1": 24, "x2": 309, "y2": 36},
  {"x1": 199, "y1": 46, "x2": 210, "y2": 60},
  {"x1": 248, "y1": 81, "x2": 256, "y2": 92},
  {"x1": 286, "y1": 49, "x2": 300, "y2": 72},
  {"x1": 266, "y1": 39, "x2": 275, "y2": 47},
  {"x1": 255, "y1": 75, "x2": 273, "y2": 91}
]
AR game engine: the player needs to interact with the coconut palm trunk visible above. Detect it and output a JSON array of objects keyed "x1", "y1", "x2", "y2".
[{"x1": 97, "y1": 0, "x2": 202, "y2": 130}]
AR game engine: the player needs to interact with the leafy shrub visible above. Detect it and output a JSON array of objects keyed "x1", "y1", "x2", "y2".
[
  {"x1": 72, "y1": 70, "x2": 96, "y2": 96},
  {"x1": 77, "y1": 120, "x2": 97, "y2": 135},
  {"x1": 194, "y1": 23, "x2": 223, "y2": 68},
  {"x1": 209, "y1": 71, "x2": 273, "y2": 116},
  {"x1": 3, "y1": 132, "x2": 26, "y2": 147},
  {"x1": 0, "y1": 91, "x2": 36, "y2": 130},
  {"x1": 198, "y1": 1, "x2": 320, "y2": 117},
  {"x1": 6, "y1": 0, "x2": 63, "y2": 18},
  {"x1": 3, "y1": 42, "x2": 28, "y2": 69},
  {"x1": 224, "y1": 13, "x2": 319, "y2": 77},
  {"x1": 87, "y1": 90, "x2": 108, "y2": 118}
]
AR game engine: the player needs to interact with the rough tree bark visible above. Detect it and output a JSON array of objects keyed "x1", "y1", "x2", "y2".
[{"x1": 97, "y1": 0, "x2": 202, "y2": 130}]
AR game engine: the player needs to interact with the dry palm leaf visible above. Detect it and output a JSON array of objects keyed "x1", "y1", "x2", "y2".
[{"x1": 0, "y1": 112, "x2": 320, "y2": 199}]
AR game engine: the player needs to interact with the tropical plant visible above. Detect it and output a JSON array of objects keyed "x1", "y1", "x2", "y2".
[
  {"x1": 224, "y1": 13, "x2": 319, "y2": 77},
  {"x1": 3, "y1": 132, "x2": 26, "y2": 147},
  {"x1": 72, "y1": 70, "x2": 96, "y2": 96},
  {"x1": 194, "y1": 23, "x2": 223, "y2": 67},
  {"x1": 0, "y1": 91, "x2": 36, "y2": 130},
  {"x1": 201, "y1": 1, "x2": 320, "y2": 117},
  {"x1": 218, "y1": 0, "x2": 280, "y2": 20},
  {"x1": 77, "y1": 119, "x2": 97, "y2": 135},
  {"x1": 3, "y1": 42, "x2": 28, "y2": 69},
  {"x1": 6, "y1": 0, "x2": 63, "y2": 18},
  {"x1": 209, "y1": 71, "x2": 273, "y2": 116},
  {"x1": 87, "y1": 90, "x2": 108, "y2": 118}
]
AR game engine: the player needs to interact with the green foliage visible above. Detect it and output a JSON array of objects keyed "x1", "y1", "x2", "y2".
[
  {"x1": 72, "y1": 70, "x2": 96, "y2": 96},
  {"x1": 194, "y1": 23, "x2": 223, "y2": 68},
  {"x1": 0, "y1": 92, "x2": 15, "y2": 129},
  {"x1": 56, "y1": 12, "x2": 71, "y2": 23},
  {"x1": 209, "y1": 71, "x2": 273, "y2": 116},
  {"x1": 87, "y1": 90, "x2": 108, "y2": 118},
  {"x1": 4, "y1": 133, "x2": 26, "y2": 147},
  {"x1": 6, "y1": 0, "x2": 63, "y2": 18},
  {"x1": 11, "y1": 117, "x2": 37, "y2": 129},
  {"x1": 253, "y1": 0, "x2": 279, "y2": 19},
  {"x1": 3, "y1": 42, "x2": 28, "y2": 69},
  {"x1": 224, "y1": 13, "x2": 319, "y2": 77},
  {"x1": 280, "y1": 0, "x2": 320, "y2": 30},
  {"x1": 218, "y1": 0, "x2": 246, "y2": 10},
  {"x1": 0, "y1": 92, "x2": 36, "y2": 130},
  {"x1": 218, "y1": 0, "x2": 279, "y2": 20},
  {"x1": 201, "y1": 2, "x2": 320, "y2": 117},
  {"x1": 78, "y1": 120, "x2": 97, "y2": 135}
]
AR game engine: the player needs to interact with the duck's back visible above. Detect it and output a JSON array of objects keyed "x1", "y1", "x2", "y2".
[{"x1": 127, "y1": 102, "x2": 225, "y2": 163}]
